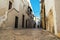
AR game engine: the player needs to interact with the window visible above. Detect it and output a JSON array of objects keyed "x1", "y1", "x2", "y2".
[{"x1": 9, "y1": 1, "x2": 12, "y2": 9}]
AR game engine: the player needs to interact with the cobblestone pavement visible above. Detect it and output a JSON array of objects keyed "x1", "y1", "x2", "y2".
[{"x1": 0, "y1": 29, "x2": 60, "y2": 40}]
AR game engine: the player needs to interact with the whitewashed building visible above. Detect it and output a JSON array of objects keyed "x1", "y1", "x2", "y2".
[{"x1": 0, "y1": 0, "x2": 35, "y2": 29}]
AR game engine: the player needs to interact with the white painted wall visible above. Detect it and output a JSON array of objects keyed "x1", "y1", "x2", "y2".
[
  {"x1": 0, "y1": 0, "x2": 8, "y2": 9},
  {"x1": 13, "y1": 0, "x2": 20, "y2": 11},
  {"x1": 45, "y1": 0, "x2": 54, "y2": 16}
]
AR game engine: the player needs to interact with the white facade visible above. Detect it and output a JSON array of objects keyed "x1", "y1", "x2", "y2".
[
  {"x1": 45, "y1": 0, "x2": 54, "y2": 16},
  {"x1": 0, "y1": 0, "x2": 8, "y2": 9},
  {"x1": 0, "y1": 0, "x2": 34, "y2": 29},
  {"x1": 13, "y1": 0, "x2": 20, "y2": 11}
]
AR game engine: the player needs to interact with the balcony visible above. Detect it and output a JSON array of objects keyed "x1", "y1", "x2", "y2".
[{"x1": 26, "y1": 6, "x2": 32, "y2": 15}]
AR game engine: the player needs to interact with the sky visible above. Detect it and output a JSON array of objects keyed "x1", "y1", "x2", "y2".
[{"x1": 30, "y1": 0, "x2": 40, "y2": 18}]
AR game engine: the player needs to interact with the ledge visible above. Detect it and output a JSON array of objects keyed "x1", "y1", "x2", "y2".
[{"x1": 8, "y1": 8, "x2": 19, "y2": 13}]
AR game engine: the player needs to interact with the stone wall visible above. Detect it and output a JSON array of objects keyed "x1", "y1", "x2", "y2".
[
  {"x1": 45, "y1": 0, "x2": 57, "y2": 34},
  {"x1": 55, "y1": 0, "x2": 60, "y2": 33},
  {"x1": 0, "y1": 0, "x2": 34, "y2": 29},
  {"x1": 46, "y1": 9, "x2": 54, "y2": 33}
]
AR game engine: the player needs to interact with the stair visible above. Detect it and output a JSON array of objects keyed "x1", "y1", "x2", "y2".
[{"x1": 0, "y1": 11, "x2": 8, "y2": 28}]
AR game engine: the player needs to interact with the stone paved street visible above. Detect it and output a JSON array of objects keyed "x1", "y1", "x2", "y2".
[{"x1": 0, "y1": 29, "x2": 60, "y2": 40}]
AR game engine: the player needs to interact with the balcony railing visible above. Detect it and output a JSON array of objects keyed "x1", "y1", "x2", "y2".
[{"x1": 27, "y1": 6, "x2": 32, "y2": 15}]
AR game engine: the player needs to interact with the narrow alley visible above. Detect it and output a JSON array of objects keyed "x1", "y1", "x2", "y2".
[
  {"x1": 0, "y1": 0, "x2": 60, "y2": 40},
  {"x1": 0, "y1": 29, "x2": 60, "y2": 40}
]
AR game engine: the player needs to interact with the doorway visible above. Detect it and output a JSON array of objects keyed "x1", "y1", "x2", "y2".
[
  {"x1": 26, "y1": 20, "x2": 27, "y2": 28},
  {"x1": 22, "y1": 15, "x2": 25, "y2": 28},
  {"x1": 15, "y1": 16, "x2": 18, "y2": 28}
]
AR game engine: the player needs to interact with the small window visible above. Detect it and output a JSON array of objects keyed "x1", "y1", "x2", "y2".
[{"x1": 9, "y1": 1, "x2": 12, "y2": 9}]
